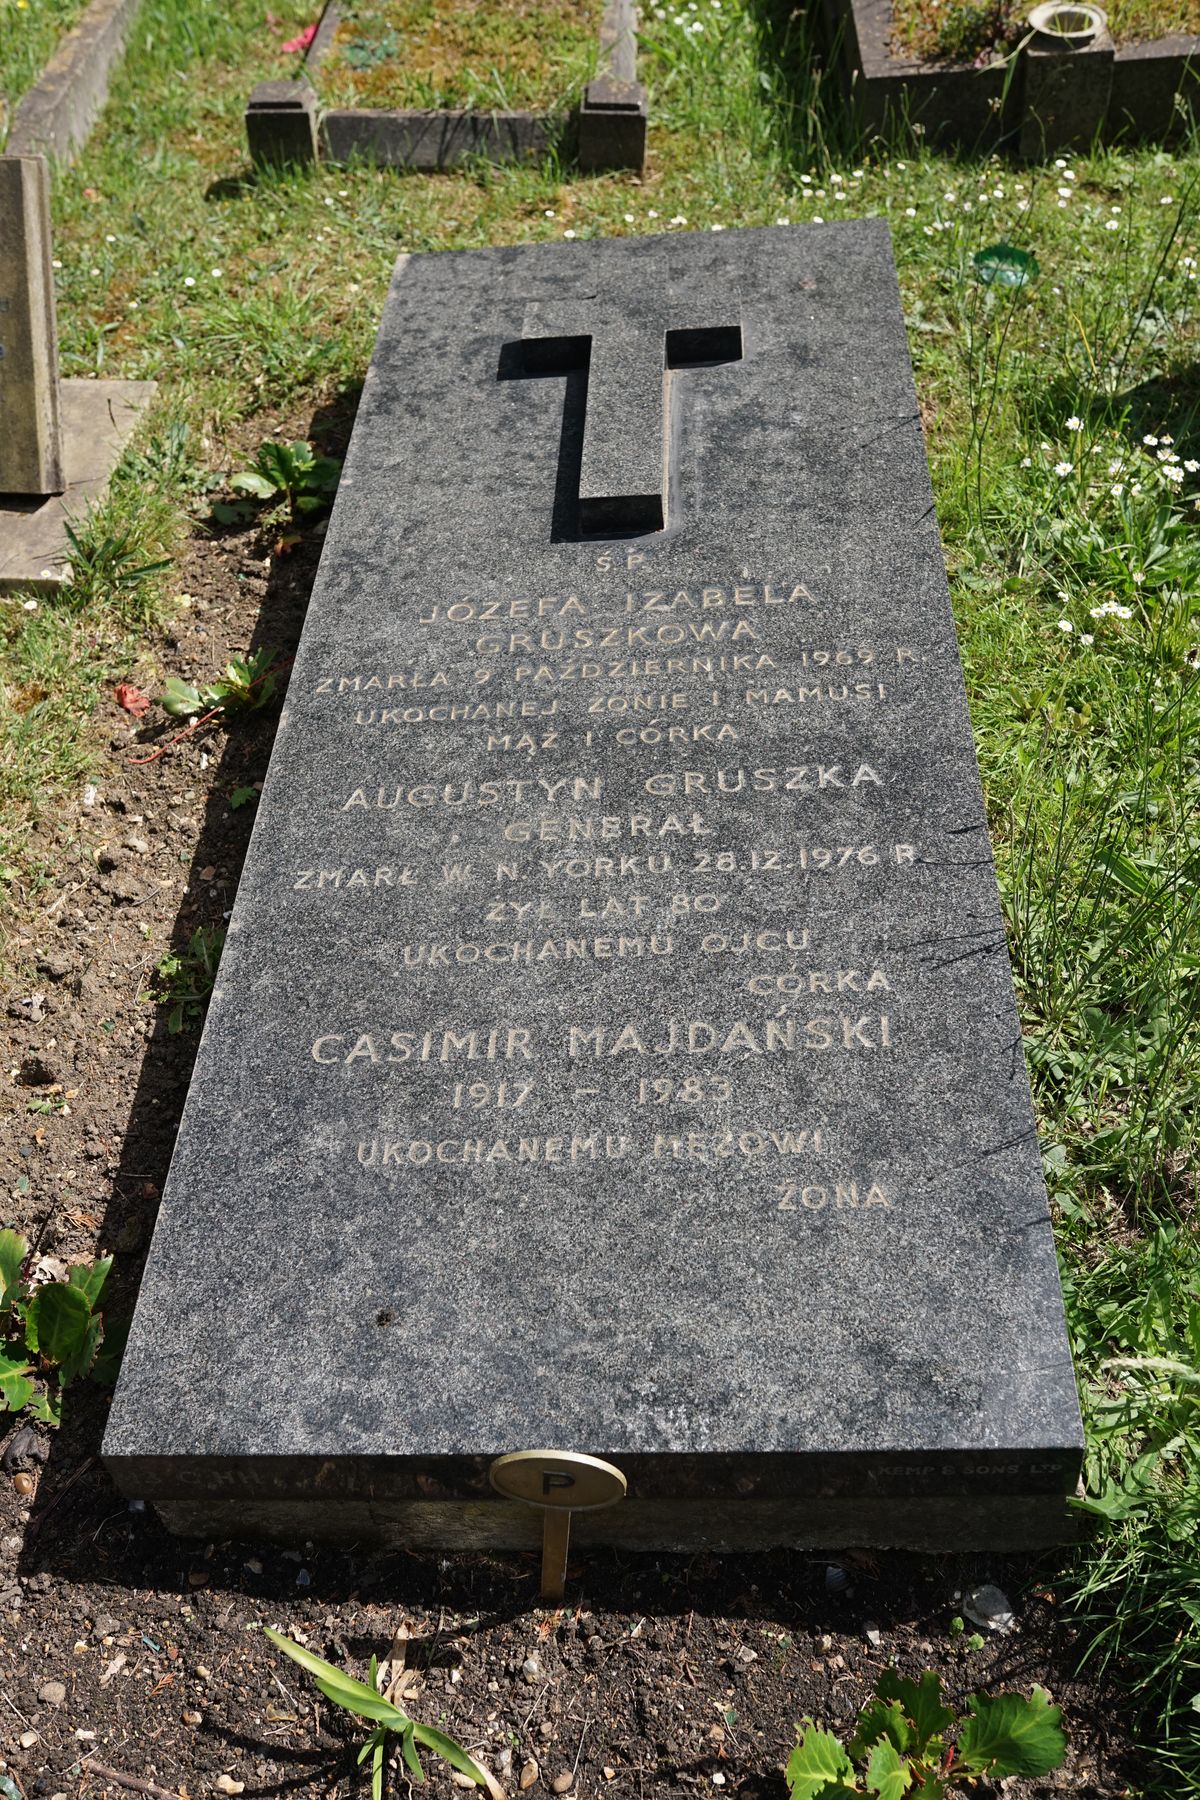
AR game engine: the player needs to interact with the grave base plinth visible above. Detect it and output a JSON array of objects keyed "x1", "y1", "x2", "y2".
[
  {"x1": 0, "y1": 377, "x2": 156, "y2": 592},
  {"x1": 151, "y1": 1491, "x2": 1084, "y2": 1553}
]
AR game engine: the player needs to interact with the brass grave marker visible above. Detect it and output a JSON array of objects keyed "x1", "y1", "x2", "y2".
[{"x1": 490, "y1": 1451, "x2": 627, "y2": 1600}]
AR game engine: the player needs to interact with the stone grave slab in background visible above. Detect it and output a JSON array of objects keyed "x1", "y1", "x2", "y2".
[
  {"x1": 0, "y1": 155, "x2": 63, "y2": 497},
  {"x1": 0, "y1": 153, "x2": 155, "y2": 592},
  {"x1": 246, "y1": 0, "x2": 646, "y2": 171},
  {"x1": 104, "y1": 222, "x2": 1084, "y2": 1551}
]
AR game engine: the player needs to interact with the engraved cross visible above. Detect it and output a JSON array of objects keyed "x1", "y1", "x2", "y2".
[{"x1": 518, "y1": 298, "x2": 742, "y2": 536}]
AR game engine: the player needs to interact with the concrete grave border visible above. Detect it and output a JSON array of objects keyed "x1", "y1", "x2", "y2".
[
  {"x1": 820, "y1": 0, "x2": 1200, "y2": 153},
  {"x1": 5, "y1": 0, "x2": 144, "y2": 165},
  {"x1": 245, "y1": 0, "x2": 647, "y2": 172}
]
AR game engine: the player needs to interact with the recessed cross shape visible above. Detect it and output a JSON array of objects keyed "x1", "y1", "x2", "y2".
[{"x1": 518, "y1": 298, "x2": 742, "y2": 536}]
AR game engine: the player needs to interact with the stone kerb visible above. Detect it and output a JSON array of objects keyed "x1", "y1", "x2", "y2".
[
  {"x1": 6, "y1": 0, "x2": 144, "y2": 166},
  {"x1": 823, "y1": 0, "x2": 1200, "y2": 151},
  {"x1": 245, "y1": 0, "x2": 647, "y2": 173}
]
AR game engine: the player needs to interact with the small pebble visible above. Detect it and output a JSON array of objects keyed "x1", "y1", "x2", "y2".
[
  {"x1": 552, "y1": 1775, "x2": 573, "y2": 1795},
  {"x1": 188, "y1": 1569, "x2": 210, "y2": 1589},
  {"x1": 712, "y1": 1776, "x2": 726, "y2": 1789},
  {"x1": 603, "y1": 1769, "x2": 617, "y2": 1781},
  {"x1": 824, "y1": 1564, "x2": 850, "y2": 1593},
  {"x1": 864, "y1": 1624, "x2": 883, "y2": 1648},
  {"x1": 451, "y1": 1774, "x2": 477, "y2": 1790},
  {"x1": 520, "y1": 1757, "x2": 540, "y2": 1790},
  {"x1": 12, "y1": 1474, "x2": 34, "y2": 1498},
  {"x1": 244, "y1": 1559, "x2": 263, "y2": 1575},
  {"x1": 18, "y1": 1732, "x2": 37, "y2": 1749},
  {"x1": 38, "y1": 1680, "x2": 67, "y2": 1707},
  {"x1": 819, "y1": 1634, "x2": 833, "y2": 1651},
  {"x1": 522, "y1": 1655, "x2": 540, "y2": 1682},
  {"x1": 215, "y1": 1779, "x2": 245, "y2": 1796},
  {"x1": 183, "y1": 1709, "x2": 203, "y2": 1725},
  {"x1": 539, "y1": 1720, "x2": 554, "y2": 1740}
]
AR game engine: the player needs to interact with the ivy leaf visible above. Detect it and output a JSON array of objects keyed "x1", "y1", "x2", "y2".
[
  {"x1": 849, "y1": 1698, "x2": 911, "y2": 1761},
  {"x1": 0, "y1": 1231, "x2": 27, "y2": 1308},
  {"x1": 876, "y1": 1670, "x2": 954, "y2": 1755},
  {"x1": 866, "y1": 1739, "x2": 913, "y2": 1800},
  {"x1": 973, "y1": 243, "x2": 1039, "y2": 289},
  {"x1": 956, "y1": 1687, "x2": 1066, "y2": 1778},
  {"x1": 786, "y1": 1722, "x2": 858, "y2": 1797},
  {"x1": 25, "y1": 1282, "x2": 92, "y2": 1366}
]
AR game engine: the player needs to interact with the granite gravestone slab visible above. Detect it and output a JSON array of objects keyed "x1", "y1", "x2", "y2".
[{"x1": 104, "y1": 222, "x2": 1083, "y2": 1550}]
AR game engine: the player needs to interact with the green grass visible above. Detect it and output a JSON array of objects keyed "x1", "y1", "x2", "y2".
[
  {"x1": 315, "y1": 0, "x2": 602, "y2": 113},
  {"x1": 0, "y1": 0, "x2": 1196, "y2": 1790},
  {"x1": 0, "y1": 0, "x2": 89, "y2": 144}
]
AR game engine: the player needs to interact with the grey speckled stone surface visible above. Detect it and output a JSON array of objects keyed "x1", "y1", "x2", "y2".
[{"x1": 104, "y1": 223, "x2": 1083, "y2": 1546}]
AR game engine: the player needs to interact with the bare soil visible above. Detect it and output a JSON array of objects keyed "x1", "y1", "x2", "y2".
[{"x1": 0, "y1": 399, "x2": 1136, "y2": 1800}]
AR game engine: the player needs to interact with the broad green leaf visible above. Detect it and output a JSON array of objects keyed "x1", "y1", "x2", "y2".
[
  {"x1": 786, "y1": 1722, "x2": 858, "y2": 1797},
  {"x1": 414, "y1": 1722, "x2": 488, "y2": 1785},
  {"x1": 849, "y1": 1698, "x2": 911, "y2": 1761},
  {"x1": 876, "y1": 1670, "x2": 954, "y2": 1754},
  {"x1": 28, "y1": 1388, "x2": 60, "y2": 1425},
  {"x1": 0, "y1": 1231, "x2": 27, "y2": 1306},
  {"x1": 230, "y1": 471, "x2": 278, "y2": 498},
  {"x1": 973, "y1": 243, "x2": 1039, "y2": 289},
  {"x1": 68, "y1": 1256, "x2": 112, "y2": 1310},
  {"x1": 0, "y1": 1372, "x2": 33, "y2": 1412},
  {"x1": 160, "y1": 676, "x2": 203, "y2": 717},
  {"x1": 59, "y1": 1314, "x2": 103, "y2": 1386},
  {"x1": 956, "y1": 1687, "x2": 1066, "y2": 1778},
  {"x1": 866, "y1": 1740, "x2": 912, "y2": 1800},
  {"x1": 25, "y1": 1282, "x2": 91, "y2": 1365}
]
